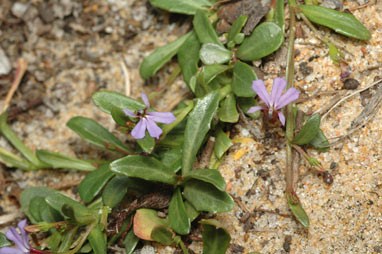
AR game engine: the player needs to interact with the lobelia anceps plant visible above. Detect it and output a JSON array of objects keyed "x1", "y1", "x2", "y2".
[{"x1": 0, "y1": 0, "x2": 372, "y2": 253}]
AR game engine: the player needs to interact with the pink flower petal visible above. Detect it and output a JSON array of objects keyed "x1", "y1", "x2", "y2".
[
  {"x1": 140, "y1": 93, "x2": 150, "y2": 108},
  {"x1": 123, "y1": 109, "x2": 137, "y2": 118},
  {"x1": 17, "y1": 219, "x2": 29, "y2": 250},
  {"x1": 252, "y1": 80, "x2": 271, "y2": 107},
  {"x1": 6, "y1": 227, "x2": 28, "y2": 252},
  {"x1": 131, "y1": 119, "x2": 147, "y2": 139},
  {"x1": 147, "y1": 112, "x2": 176, "y2": 124},
  {"x1": 146, "y1": 118, "x2": 162, "y2": 139},
  {"x1": 271, "y1": 77, "x2": 287, "y2": 107},
  {"x1": 278, "y1": 111, "x2": 286, "y2": 126},
  {"x1": 247, "y1": 106, "x2": 265, "y2": 114},
  {"x1": 275, "y1": 87, "x2": 299, "y2": 109},
  {"x1": 0, "y1": 247, "x2": 25, "y2": 254}
]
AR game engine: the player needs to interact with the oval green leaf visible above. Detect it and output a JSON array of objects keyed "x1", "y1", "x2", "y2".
[
  {"x1": 0, "y1": 233, "x2": 11, "y2": 248},
  {"x1": 200, "y1": 43, "x2": 232, "y2": 65},
  {"x1": 183, "y1": 180, "x2": 234, "y2": 213},
  {"x1": 178, "y1": 31, "x2": 200, "y2": 86},
  {"x1": 136, "y1": 134, "x2": 155, "y2": 154},
  {"x1": 149, "y1": 0, "x2": 212, "y2": 15},
  {"x1": 139, "y1": 32, "x2": 192, "y2": 79},
  {"x1": 292, "y1": 114, "x2": 321, "y2": 145},
  {"x1": 92, "y1": 91, "x2": 145, "y2": 114},
  {"x1": 45, "y1": 193, "x2": 90, "y2": 220},
  {"x1": 237, "y1": 22, "x2": 284, "y2": 61},
  {"x1": 298, "y1": 5, "x2": 370, "y2": 40},
  {"x1": 160, "y1": 146, "x2": 183, "y2": 173},
  {"x1": 36, "y1": 150, "x2": 97, "y2": 172},
  {"x1": 88, "y1": 224, "x2": 106, "y2": 254},
  {"x1": 123, "y1": 229, "x2": 139, "y2": 254},
  {"x1": 168, "y1": 188, "x2": 190, "y2": 235},
  {"x1": 182, "y1": 92, "x2": 220, "y2": 174},
  {"x1": 237, "y1": 97, "x2": 261, "y2": 119},
  {"x1": 309, "y1": 128, "x2": 330, "y2": 152},
  {"x1": 183, "y1": 168, "x2": 226, "y2": 191},
  {"x1": 200, "y1": 219, "x2": 231, "y2": 254},
  {"x1": 184, "y1": 201, "x2": 199, "y2": 222},
  {"x1": 67, "y1": 116, "x2": 132, "y2": 154},
  {"x1": 110, "y1": 155, "x2": 177, "y2": 184},
  {"x1": 151, "y1": 225, "x2": 175, "y2": 246},
  {"x1": 218, "y1": 93, "x2": 239, "y2": 123},
  {"x1": 78, "y1": 164, "x2": 114, "y2": 203},
  {"x1": 232, "y1": 61, "x2": 257, "y2": 97},
  {"x1": 193, "y1": 10, "x2": 223, "y2": 46},
  {"x1": 286, "y1": 190, "x2": 310, "y2": 227},
  {"x1": 214, "y1": 128, "x2": 233, "y2": 159}
]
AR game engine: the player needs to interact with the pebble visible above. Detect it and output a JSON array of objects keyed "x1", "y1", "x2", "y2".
[
  {"x1": 320, "y1": 0, "x2": 342, "y2": 9},
  {"x1": 0, "y1": 47, "x2": 11, "y2": 75},
  {"x1": 343, "y1": 78, "x2": 360, "y2": 90},
  {"x1": 11, "y1": 2, "x2": 30, "y2": 18}
]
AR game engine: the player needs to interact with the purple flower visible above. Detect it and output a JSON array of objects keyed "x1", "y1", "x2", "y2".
[
  {"x1": 123, "y1": 93, "x2": 176, "y2": 140},
  {"x1": 247, "y1": 78, "x2": 299, "y2": 125},
  {"x1": 0, "y1": 219, "x2": 30, "y2": 254}
]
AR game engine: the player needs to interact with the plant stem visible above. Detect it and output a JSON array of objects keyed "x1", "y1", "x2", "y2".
[{"x1": 285, "y1": 2, "x2": 297, "y2": 192}]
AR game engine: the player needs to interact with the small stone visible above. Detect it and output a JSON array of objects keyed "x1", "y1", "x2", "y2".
[
  {"x1": 374, "y1": 246, "x2": 382, "y2": 253},
  {"x1": 343, "y1": 78, "x2": 360, "y2": 90},
  {"x1": 299, "y1": 62, "x2": 313, "y2": 76},
  {"x1": 0, "y1": 47, "x2": 11, "y2": 75},
  {"x1": 357, "y1": 0, "x2": 369, "y2": 5},
  {"x1": 283, "y1": 235, "x2": 292, "y2": 252},
  {"x1": 11, "y1": 2, "x2": 30, "y2": 19},
  {"x1": 320, "y1": 0, "x2": 342, "y2": 10},
  {"x1": 38, "y1": 2, "x2": 55, "y2": 23}
]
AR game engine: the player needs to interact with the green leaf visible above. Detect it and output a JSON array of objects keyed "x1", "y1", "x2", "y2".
[
  {"x1": 193, "y1": 10, "x2": 223, "y2": 46},
  {"x1": 47, "y1": 230, "x2": 62, "y2": 251},
  {"x1": 298, "y1": 5, "x2": 370, "y2": 40},
  {"x1": 0, "y1": 147, "x2": 35, "y2": 170},
  {"x1": 36, "y1": 150, "x2": 97, "y2": 171},
  {"x1": 309, "y1": 128, "x2": 330, "y2": 152},
  {"x1": 78, "y1": 164, "x2": 114, "y2": 203},
  {"x1": 183, "y1": 180, "x2": 234, "y2": 213},
  {"x1": 218, "y1": 93, "x2": 239, "y2": 123},
  {"x1": 102, "y1": 176, "x2": 153, "y2": 208},
  {"x1": 292, "y1": 114, "x2": 321, "y2": 145},
  {"x1": 286, "y1": 190, "x2": 310, "y2": 227},
  {"x1": 168, "y1": 188, "x2": 190, "y2": 235},
  {"x1": 200, "y1": 43, "x2": 232, "y2": 65},
  {"x1": 178, "y1": 32, "x2": 200, "y2": 86},
  {"x1": 200, "y1": 219, "x2": 230, "y2": 254},
  {"x1": 182, "y1": 92, "x2": 220, "y2": 174},
  {"x1": 92, "y1": 91, "x2": 145, "y2": 115},
  {"x1": 237, "y1": 97, "x2": 261, "y2": 119},
  {"x1": 111, "y1": 155, "x2": 177, "y2": 184},
  {"x1": 20, "y1": 187, "x2": 59, "y2": 224},
  {"x1": 328, "y1": 42, "x2": 341, "y2": 65},
  {"x1": 184, "y1": 201, "x2": 199, "y2": 222},
  {"x1": 232, "y1": 61, "x2": 257, "y2": 97},
  {"x1": 183, "y1": 169, "x2": 226, "y2": 191},
  {"x1": 228, "y1": 15, "x2": 248, "y2": 42},
  {"x1": 29, "y1": 196, "x2": 62, "y2": 223},
  {"x1": 237, "y1": 22, "x2": 284, "y2": 61},
  {"x1": 67, "y1": 116, "x2": 132, "y2": 154},
  {"x1": 136, "y1": 134, "x2": 155, "y2": 154},
  {"x1": 0, "y1": 232, "x2": 11, "y2": 247},
  {"x1": 88, "y1": 224, "x2": 106, "y2": 254},
  {"x1": 160, "y1": 147, "x2": 183, "y2": 173},
  {"x1": 214, "y1": 128, "x2": 232, "y2": 159},
  {"x1": 140, "y1": 32, "x2": 192, "y2": 79},
  {"x1": 149, "y1": 0, "x2": 213, "y2": 15},
  {"x1": 267, "y1": 0, "x2": 285, "y2": 31},
  {"x1": 133, "y1": 208, "x2": 167, "y2": 241},
  {"x1": 151, "y1": 225, "x2": 175, "y2": 245},
  {"x1": 45, "y1": 193, "x2": 90, "y2": 219},
  {"x1": 123, "y1": 229, "x2": 139, "y2": 254},
  {"x1": 111, "y1": 106, "x2": 130, "y2": 126},
  {"x1": 0, "y1": 111, "x2": 43, "y2": 167}
]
